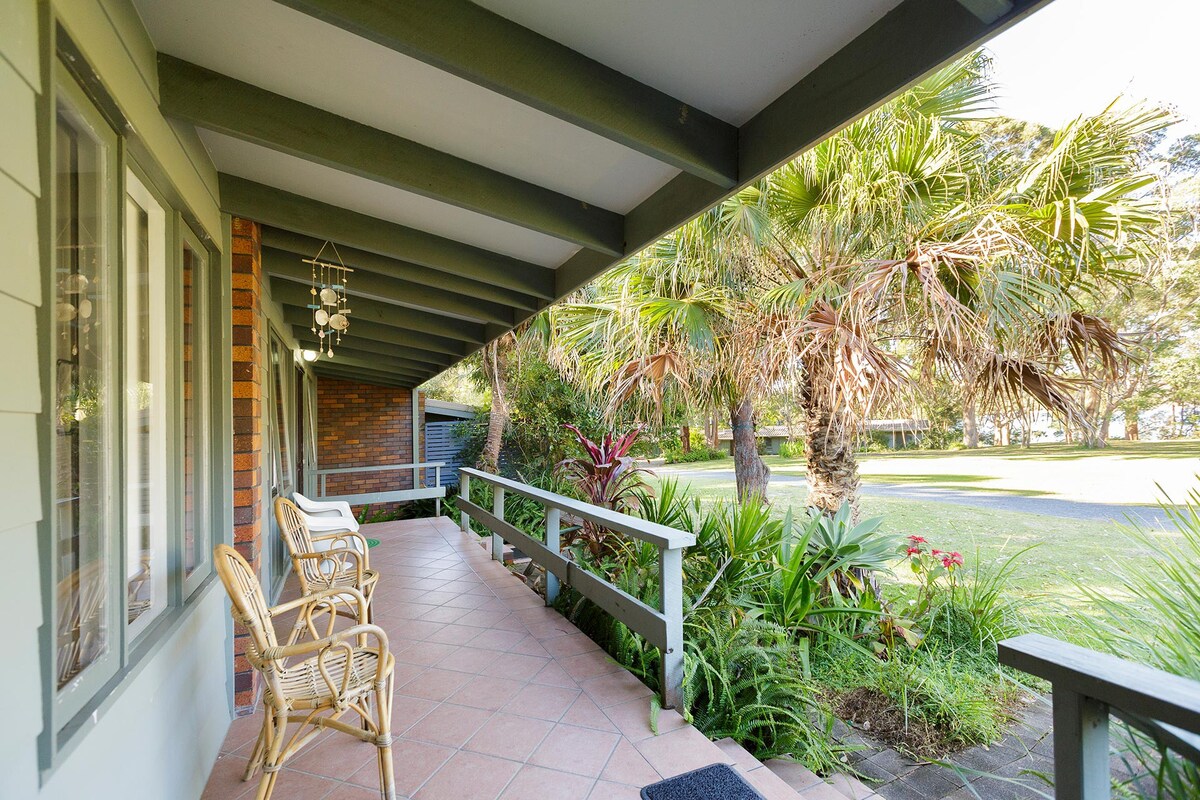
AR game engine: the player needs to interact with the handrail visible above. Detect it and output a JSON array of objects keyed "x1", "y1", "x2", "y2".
[
  {"x1": 999, "y1": 633, "x2": 1200, "y2": 800},
  {"x1": 456, "y1": 467, "x2": 690, "y2": 710},
  {"x1": 318, "y1": 461, "x2": 447, "y2": 515},
  {"x1": 316, "y1": 461, "x2": 446, "y2": 476},
  {"x1": 458, "y1": 468, "x2": 695, "y2": 550}
]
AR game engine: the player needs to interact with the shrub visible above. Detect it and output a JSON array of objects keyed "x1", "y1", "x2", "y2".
[
  {"x1": 663, "y1": 444, "x2": 729, "y2": 464},
  {"x1": 778, "y1": 439, "x2": 806, "y2": 459}
]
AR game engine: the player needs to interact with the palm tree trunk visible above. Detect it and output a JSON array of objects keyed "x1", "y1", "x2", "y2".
[
  {"x1": 800, "y1": 359, "x2": 859, "y2": 515},
  {"x1": 962, "y1": 399, "x2": 979, "y2": 448},
  {"x1": 680, "y1": 425, "x2": 691, "y2": 453},
  {"x1": 1127, "y1": 412, "x2": 1139, "y2": 440},
  {"x1": 478, "y1": 338, "x2": 511, "y2": 472},
  {"x1": 729, "y1": 397, "x2": 769, "y2": 502}
]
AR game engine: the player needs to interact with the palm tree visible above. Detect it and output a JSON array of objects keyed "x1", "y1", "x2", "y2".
[
  {"x1": 550, "y1": 192, "x2": 783, "y2": 501},
  {"x1": 762, "y1": 53, "x2": 1169, "y2": 512}
]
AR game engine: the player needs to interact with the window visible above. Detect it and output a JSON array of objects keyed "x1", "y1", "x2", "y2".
[
  {"x1": 52, "y1": 74, "x2": 120, "y2": 717},
  {"x1": 47, "y1": 59, "x2": 220, "y2": 742},
  {"x1": 123, "y1": 171, "x2": 169, "y2": 637},
  {"x1": 181, "y1": 230, "x2": 211, "y2": 589}
]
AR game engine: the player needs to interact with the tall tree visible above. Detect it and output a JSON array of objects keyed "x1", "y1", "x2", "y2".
[
  {"x1": 760, "y1": 54, "x2": 1168, "y2": 511},
  {"x1": 551, "y1": 193, "x2": 782, "y2": 501}
]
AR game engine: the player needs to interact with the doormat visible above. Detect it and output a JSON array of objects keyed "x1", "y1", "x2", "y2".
[
  {"x1": 366, "y1": 538, "x2": 380, "y2": 548},
  {"x1": 641, "y1": 763, "x2": 765, "y2": 800}
]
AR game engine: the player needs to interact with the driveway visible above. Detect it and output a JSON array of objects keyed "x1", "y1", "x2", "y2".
[{"x1": 658, "y1": 468, "x2": 1176, "y2": 528}]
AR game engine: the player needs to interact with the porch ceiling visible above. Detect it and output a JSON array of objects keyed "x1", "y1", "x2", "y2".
[{"x1": 135, "y1": 0, "x2": 1053, "y2": 388}]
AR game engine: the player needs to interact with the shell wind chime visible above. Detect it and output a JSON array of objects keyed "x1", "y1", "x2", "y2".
[{"x1": 305, "y1": 241, "x2": 353, "y2": 358}]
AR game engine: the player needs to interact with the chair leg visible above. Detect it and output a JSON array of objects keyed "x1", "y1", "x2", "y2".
[
  {"x1": 242, "y1": 714, "x2": 268, "y2": 781},
  {"x1": 254, "y1": 709, "x2": 288, "y2": 800},
  {"x1": 376, "y1": 676, "x2": 396, "y2": 800}
]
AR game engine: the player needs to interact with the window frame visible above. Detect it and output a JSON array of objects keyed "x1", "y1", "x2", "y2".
[
  {"x1": 179, "y1": 222, "x2": 214, "y2": 599},
  {"x1": 48, "y1": 61, "x2": 124, "y2": 727},
  {"x1": 43, "y1": 51, "x2": 225, "y2": 757},
  {"x1": 122, "y1": 166, "x2": 171, "y2": 642}
]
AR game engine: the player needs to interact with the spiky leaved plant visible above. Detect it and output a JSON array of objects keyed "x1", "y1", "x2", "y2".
[{"x1": 556, "y1": 424, "x2": 650, "y2": 560}]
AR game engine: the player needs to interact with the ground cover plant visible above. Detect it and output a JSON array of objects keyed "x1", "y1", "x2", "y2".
[{"x1": 546, "y1": 455, "x2": 1040, "y2": 771}]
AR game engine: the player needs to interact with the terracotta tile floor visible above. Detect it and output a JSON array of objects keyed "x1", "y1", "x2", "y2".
[{"x1": 200, "y1": 516, "x2": 787, "y2": 800}]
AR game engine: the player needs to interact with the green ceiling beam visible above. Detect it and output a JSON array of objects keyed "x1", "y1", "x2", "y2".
[
  {"x1": 288, "y1": 321, "x2": 451, "y2": 369},
  {"x1": 160, "y1": 55, "x2": 623, "y2": 255},
  {"x1": 559, "y1": 0, "x2": 1050, "y2": 297},
  {"x1": 291, "y1": 329, "x2": 444, "y2": 372},
  {"x1": 279, "y1": 305, "x2": 467, "y2": 359},
  {"x1": 220, "y1": 175, "x2": 556, "y2": 299},
  {"x1": 319, "y1": 355, "x2": 433, "y2": 381},
  {"x1": 302, "y1": 345, "x2": 434, "y2": 376},
  {"x1": 738, "y1": 0, "x2": 1050, "y2": 181},
  {"x1": 263, "y1": 247, "x2": 515, "y2": 327},
  {"x1": 274, "y1": 0, "x2": 738, "y2": 188},
  {"x1": 270, "y1": 277, "x2": 485, "y2": 345},
  {"x1": 312, "y1": 365, "x2": 419, "y2": 388},
  {"x1": 310, "y1": 352, "x2": 431, "y2": 379},
  {"x1": 263, "y1": 228, "x2": 541, "y2": 312}
]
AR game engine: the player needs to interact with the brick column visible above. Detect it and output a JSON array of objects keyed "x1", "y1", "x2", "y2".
[{"x1": 230, "y1": 217, "x2": 265, "y2": 715}]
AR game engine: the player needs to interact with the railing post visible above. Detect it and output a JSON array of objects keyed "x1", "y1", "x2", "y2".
[
  {"x1": 491, "y1": 486, "x2": 505, "y2": 562},
  {"x1": 459, "y1": 473, "x2": 471, "y2": 534},
  {"x1": 659, "y1": 545, "x2": 684, "y2": 710},
  {"x1": 435, "y1": 465, "x2": 442, "y2": 517},
  {"x1": 544, "y1": 507, "x2": 561, "y2": 606},
  {"x1": 1053, "y1": 688, "x2": 1111, "y2": 800}
]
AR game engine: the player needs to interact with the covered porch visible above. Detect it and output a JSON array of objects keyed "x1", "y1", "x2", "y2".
[{"x1": 201, "y1": 516, "x2": 856, "y2": 800}]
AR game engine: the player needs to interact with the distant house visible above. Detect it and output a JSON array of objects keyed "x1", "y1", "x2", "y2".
[
  {"x1": 716, "y1": 425, "x2": 804, "y2": 455},
  {"x1": 717, "y1": 419, "x2": 929, "y2": 453},
  {"x1": 425, "y1": 399, "x2": 477, "y2": 485},
  {"x1": 865, "y1": 419, "x2": 931, "y2": 449}
]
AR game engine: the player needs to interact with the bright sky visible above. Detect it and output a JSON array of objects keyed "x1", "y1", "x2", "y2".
[{"x1": 985, "y1": 0, "x2": 1200, "y2": 138}]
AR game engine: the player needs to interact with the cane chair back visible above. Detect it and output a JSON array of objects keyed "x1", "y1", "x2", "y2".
[
  {"x1": 213, "y1": 544, "x2": 396, "y2": 800},
  {"x1": 274, "y1": 497, "x2": 378, "y2": 617}
]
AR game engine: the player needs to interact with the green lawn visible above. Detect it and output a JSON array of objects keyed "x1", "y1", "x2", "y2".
[{"x1": 650, "y1": 440, "x2": 1200, "y2": 637}]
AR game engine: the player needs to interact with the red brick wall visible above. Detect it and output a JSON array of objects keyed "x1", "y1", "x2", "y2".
[
  {"x1": 230, "y1": 217, "x2": 264, "y2": 715},
  {"x1": 317, "y1": 379, "x2": 424, "y2": 513}
]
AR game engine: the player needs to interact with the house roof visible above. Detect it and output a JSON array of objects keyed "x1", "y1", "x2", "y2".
[
  {"x1": 717, "y1": 420, "x2": 929, "y2": 440},
  {"x1": 135, "y1": 0, "x2": 1053, "y2": 387},
  {"x1": 425, "y1": 398, "x2": 478, "y2": 420}
]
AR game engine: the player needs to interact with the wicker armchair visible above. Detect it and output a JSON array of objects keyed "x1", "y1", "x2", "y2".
[
  {"x1": 274, "y1": 497, "x2": 379, "y2": 629},
  {"x1": 214, "y1": 544, "x2": 396, "y2": 800}
]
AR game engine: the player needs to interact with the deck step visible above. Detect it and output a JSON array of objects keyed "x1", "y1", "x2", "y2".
[
  {"x1": 763, "y1": 759, "x2": 881, "y2": 800},
  {"x1": 712, "y1": 739, "x2": 805, "y2": 799}
]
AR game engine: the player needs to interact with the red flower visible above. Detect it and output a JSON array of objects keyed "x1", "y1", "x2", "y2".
[
  {"x1": 906, "y1": 546, "x2": 921, "y2": 556},
  {"x1": 931, "y1": 549, "x2": 942, "y2": 556},
  {"x1": 940, "y1": 552, "x2": 964, "y2": 569},
  {"x1": 908, "y1": 535, "x2": 926, "y2": 544}
]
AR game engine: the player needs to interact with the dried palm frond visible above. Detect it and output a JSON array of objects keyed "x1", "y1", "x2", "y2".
[
  {"x1": 970, "y1": 353, "x2": 1089, "y2": 430},
  {"x1": 1039, "y1": 311, "x2": 1135, "y2": 380},
  {"x1": 790, "y1": 302, "x2": 912, "y2": 420}
]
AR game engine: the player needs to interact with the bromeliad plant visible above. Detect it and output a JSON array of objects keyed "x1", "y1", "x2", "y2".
[{"x1": 557, "y1": 424, "x2": 651, "y2": 559}]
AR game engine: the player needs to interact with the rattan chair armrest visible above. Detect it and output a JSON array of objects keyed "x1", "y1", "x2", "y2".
[
  {"x1": 310, "y1": 531, "x2": 370, "y2": 560},
  {"x1": 273, "y1": 623, "x2": 392, "y2": 681},
  {"x1": 293, "y1": 548, "x2": 365, "y2": 586},
  {"x1": 270, "y1": 585, "x2": 368, "y2": 620}
]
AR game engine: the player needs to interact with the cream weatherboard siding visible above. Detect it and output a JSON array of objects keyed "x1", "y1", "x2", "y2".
[
  {"x1": 0, "y1": 0, "x2": 232, "y2": 797},
  {"x1": 0, "y1": 0, "x2": 49, "y2": 796}
]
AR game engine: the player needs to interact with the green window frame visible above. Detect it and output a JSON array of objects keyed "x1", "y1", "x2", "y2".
[{"x1": 43, "y1": 51, "x2": 223, "y2": 758}]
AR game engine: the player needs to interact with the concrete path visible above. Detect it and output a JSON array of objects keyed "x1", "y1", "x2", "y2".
[{"x1": 659, "y1": 469, "x2": 1176, "y2": 528}]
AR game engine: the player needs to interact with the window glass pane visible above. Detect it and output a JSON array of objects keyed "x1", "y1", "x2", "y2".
[
  {"x1": 182, "y1": 240, "x2": 208, "y2": 578},
  {"x1": 125, "y1": 174, "x2": 168, "y2": 633},
  {"x1": 53, "y1": 95, "x2": 113, "y2": 690}
]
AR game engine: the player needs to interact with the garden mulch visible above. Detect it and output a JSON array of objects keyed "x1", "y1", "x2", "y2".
[{"x1": 843, "y1": 695, "x2": 1057, "y2": 800}]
